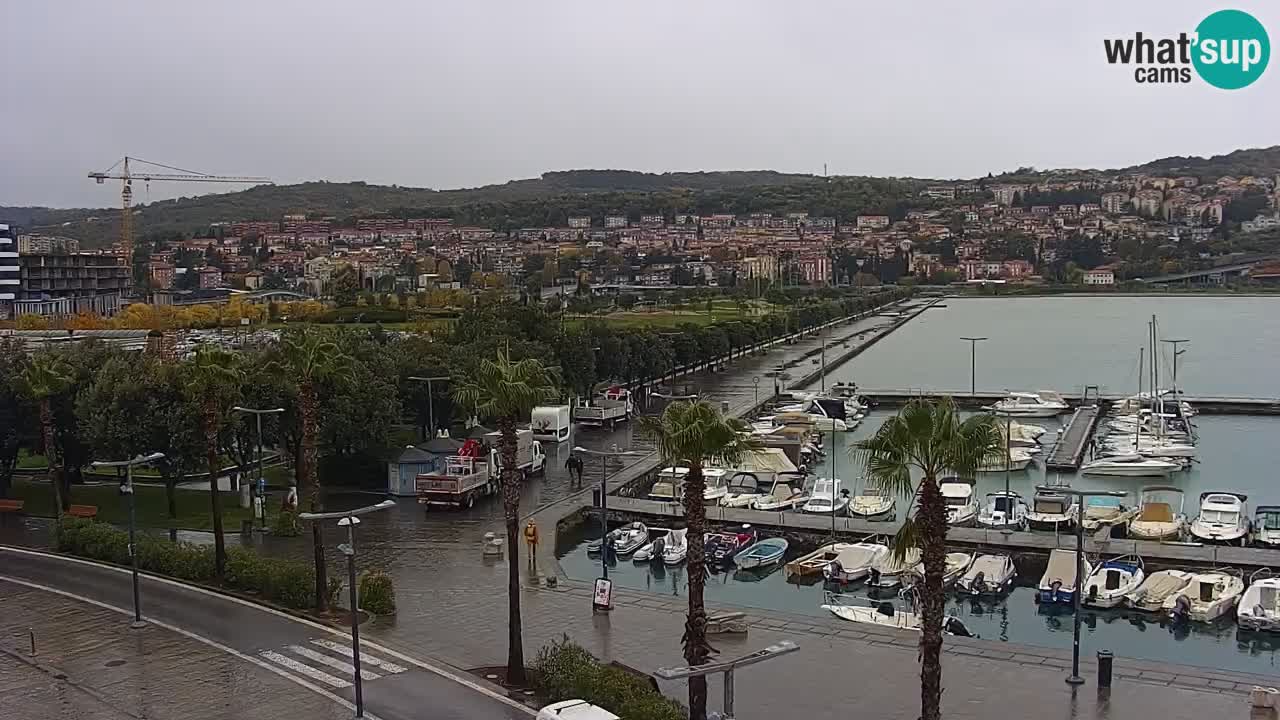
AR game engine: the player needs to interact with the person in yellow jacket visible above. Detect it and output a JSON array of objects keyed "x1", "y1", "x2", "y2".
[{"x1": 523, "y1": 519, "x2": 539, "y2": 567}]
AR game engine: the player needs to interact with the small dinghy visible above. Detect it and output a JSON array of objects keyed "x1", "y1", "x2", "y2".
[
  {"x1": 734, "y1": 537, "x2": 789, "y2": 569},
  {"x1": 587, "y1": 521, "x2": 649, "y2": 556},
  {"x1": 902, "y1": 552, "x2": 975, "y2": 589},
  {"x1": 822, "y1": 543, "x2": 889, "y2": 583},
  {"x1": 867, "y1": 547, "x2": 922, "y2": 590},
  {"x1": 661, "y1": 528, "x2": 688, "y2": 565},
  {"x1": 1237, "y1": 570, "x2": 1280, "y2": 632},
  {"x1": 1163, "y1": 569, "x2": 1244, "y2": 623},
  {"x1": 1038, "y1": 548, "x2": 1091, "y2": 605},
  {"x1": 1125, "y1": 570, "x2": 1194, "y2": 612},
  {"x1": 785, "y1": 542, "x2": 854, "y2": 582},
  {"x1": 955, "y1": 554, "x2": 1016, "y2": 596},
  {"x1": 1082, "y1": 555, "x2": 1145, "y2": 609}
]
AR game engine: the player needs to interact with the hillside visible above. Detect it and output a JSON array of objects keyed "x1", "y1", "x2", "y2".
[{"x1": 1120, "y1": 146, "x2": 1280, "y2": 180}]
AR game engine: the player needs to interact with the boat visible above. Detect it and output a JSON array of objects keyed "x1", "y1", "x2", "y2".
[
  {"x1": 1002, "y1": 421, "x2": 1048, "y2": 448},
  {"x1": 988, "y1": 391, "x2": 1069, "y2": 418},
  {"x1": 633, "y1": 527, "x2": 674, "y2": 562},
  {"x1": 976, "y1": 447, "x2": 1034, "y2": 472},
  {"x1": 821, "y1": 592, "x2": 920, "y2": 630},
  {"x1": 648, "y1": 467, "x2": 689, "y2": 501},
  {"x1": 1081, "y1": 454, "x2": 1181, "y2": 477},
  {"x1": 1125, "y1": 570, "x2": 1194, "y2": 612},
  {"x1": 720, "y1": 472, "x2": 766, "y2": 508},
  {"x1": 821, "y1": 543, "x2": 890, "y2": 583},
  {"x1": 1189, "y1": 492, "x2": 1250, "y2": 545},
  {"x1": 941, "y1": 478, "x2": 978, "y2": 527},
  {"x1": 733, "y1": 537, "x2": 789, "y2": 569},
  {"x1": 976, "y1": 491, "x2": 1027, "y2": 531},
  {"x1": 705, "y1": 525, "x2": 756, "y2": 565},
  {"x1": 587, "y1": 521, "x2": 649, "y2": 556},
  {"x1": 1025, "y1": 489, "x2": 1078, "y2": 531},
  {"x1": 867, "y1": 547, "x2": 923, "y2": 590},
  {"x1": 1099, "y1": 438, "x2": 1197, "y2": 459},
  {"x1": 1038, "y1": 548, "x2": 1091, "y2": 605},
  {"x1": 785, "y1": 542, "x2": 855, "y2": 581},
  {"x1": 1080, "y1": 495, "x2": 1139, "y2": 532},
  {"x1": 751, "y1": 471, "x2": 809, "y2": 511},
  {"x1": 1127, "y1": 486, "x2": 1187, "y2": 541},
  {"x1": 1237, "y1": 570, "x2": 1280, "y2": 632},
  {"x1": 1163, "y1": 569, "x2": 1244, "y2": 622},
  {"x1": 847, "y1": 483, "x2": 896, "y2": 520},
  {"x1": 1082, "y1": 555, "x2": 1145, "y2": 609},
  {"x1": 661, "y1": 528, "x2": 688, "y2": 565},
  {"x1": 770, "y1": 410, "x2": 849, "y2": 433},
  {"x1": 902, "y1": 551, "x2": 975, "y2": 588},
  {"x1": 701, "y1": 469, "x2": 730, "y2": 503},
  {"x1": 955, "y1": 554, "x2": 1016, "y2": 595},
  {"x1": 802, "y1": 477, "x2": 850, "y2": 515},
  {"x1": 1255, "y1": 506, "x2": 1280, "y2": 547}
]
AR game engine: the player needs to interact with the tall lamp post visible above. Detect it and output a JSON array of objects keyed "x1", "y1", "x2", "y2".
[
  {"x1": 573, "y1": 444, "x2": 646, "y2": 586},
  {"x1": 232, "y1": 406, "x2": 284, "y2": 530},
  {"x1": 408, "y1": 375, "x2": 450, "y2": 440},
  {"x1": 960, "y1": 336, "x2": 988, "y2": 397},
  {"x1": 89, "y1": 452, "x2": 165, "y2": 628},
  {"x1": 299, "y1": 499, "x2": 396, "y2": 719},
  {"x1": 1036, "y1": 485, "x2": 1126, "y2": 686}
]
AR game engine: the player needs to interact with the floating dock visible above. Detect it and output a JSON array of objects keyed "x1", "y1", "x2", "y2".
[
  {"x1": 860, "y1": 390, "x2": 1280, "y2": 416},
  {"x1": 1043, "y1": 405, "x2": 1103, "y2": 471}
]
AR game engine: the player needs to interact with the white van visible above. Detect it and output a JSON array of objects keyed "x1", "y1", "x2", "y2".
[{"x1": 531, "y1": 405, "x2": 572, "y2": 442}]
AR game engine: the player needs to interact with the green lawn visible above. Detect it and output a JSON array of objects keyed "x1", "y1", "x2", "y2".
[
  {"x1": 17, "y1": 449, "x2": 47, "y2": 470},
  {"x1": 9, "y1": 479, "x2": 280, "y2": 531}
]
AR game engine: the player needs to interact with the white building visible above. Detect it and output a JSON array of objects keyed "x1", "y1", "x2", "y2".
[
  {"x1": 855, "y1": 215, "x2": 890, "y2": 230},
  {"x1": 568, "y1": 216, "x2": 591, "y2": 229},
  {"x1": 1083, "y1": 267, "x2": 1115, "y2": 285},
  {"x1": 0, "y1": 224, "x2": 17, "y2": 314},
  {"x1": 604, "y1": 216, "x2": 627, "y2": 229}
]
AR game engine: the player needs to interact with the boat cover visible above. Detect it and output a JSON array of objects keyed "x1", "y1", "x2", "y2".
[
  {"x1": 1140, "y1": 572, "x2": 1189, "y2": 602},
  {"x1": 1139, "y1": 502, "x2": 1173, "y2": 523},
  {"x1": 1042, "y1": 549, "x2": 1079, "y2": 587}
]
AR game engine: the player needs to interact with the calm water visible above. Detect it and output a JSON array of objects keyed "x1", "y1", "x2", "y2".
[{"x1": 829, "y1": 296, "x2": 1280, "y2": 398}]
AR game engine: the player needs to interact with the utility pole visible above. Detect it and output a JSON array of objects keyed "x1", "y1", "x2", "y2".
[{"x1": 408, "y1": 376, "x2": 450, "y2": 439}]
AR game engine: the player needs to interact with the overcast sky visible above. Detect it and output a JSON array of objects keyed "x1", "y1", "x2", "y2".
[{"x1": 3, "y1": 0, "x2": 1276, "y2": 208}]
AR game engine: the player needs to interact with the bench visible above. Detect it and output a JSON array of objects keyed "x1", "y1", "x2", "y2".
[
  {"x1": 67, "y1": 504, "x2": 98, "y2": 519},
  {"x1": 0, "y1": 499, "x2": 24, "y2": 513}
]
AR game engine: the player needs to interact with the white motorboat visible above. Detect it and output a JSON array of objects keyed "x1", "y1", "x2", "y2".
[
  {"x1": 802, "y1": 477, "x2": 850, "y2": 515},
  {"x1": 941, "y1": 479, "x2": 978, "y2": 527},
  {"x1": 588, "y1": 521, "x2": 649, "y2": 556},
  {"x1": 1080, "y1": 495, "x2": 1139, "y2": 532},
  {"x1": 902, "y1": 552, "x2": 976, "y2": 589},
  {"x1": 1127, "y1": 486, "x2": 1187, "y2": 541},
  {"x1": 977, "y1": 491, "x2": 1027, "y2": 531},
  {"x1": 847, "y1": 483, "x2": 896, "y2": 520},
  {"x1": 822, "y1": 543, "x2": 889, "y2": 583},
  {"x1": 770, "y1": 410, "x2": 849, "y2": 433},
  {"x1": 1237, "y1": 570, "x2": 1280, "y2": 632},
  {"x1": 633, "y1": 527, "x2": 675, "y2": 562},
  {"x1": 955, "y1": 554, "x2": 1016, "y2": 595},
  {"x1": 1100, "y1": 438, "x2": 1197, "y2": 459},
  {"x1": 1125, "y1": 570, "x2": 1194, "y2": 612},
  {"x1": 751, "y1": 471, "x2": 810, "y2": 511},
  {"x1": 1025, "y1": 489, "x2": 1078, "y2": 531},
  {"x1": 1189, "y1": 491, "x2": 1250, "y2": 544},
  {"x1": 821, "y1": 593, "x2": 920, "y2": 630},
  {"x1": 648, "y1": 467, "x2": 688, "y2": 501},
  {"x1": 720, "y1": 471, "x2": 766, "y2": 508},
  {"x1": 1255, "y1": 506, "x2": 1280, "y2": 547},
  {"x1": 1082, "y1": 555, "x2": 1145, "y2": 609},
  {"x1": 1002, "y1": 421, "x2": 1047, "y2": 448},
  {"x1": 977, "y1": 447, "x2": 1034, "y2": 473},
  {"x1": 1081, "y1": 454, "x2": 1181, "y2": 477},
  {"x1": 867, "y1": 547, "x2": 923, "y2": 590},
  {"x1": 661, "y1": 528, "x2": 689, "y2": 565},
  {"x1": 1163, "y1": 569, "x2": 1244, "y2": 623},
  {"x1": 701, "y1": 468, "x2": 730, "y2": 503},
  {"x1": 989, "y1": 391, "x2": 1069, "y2": 418},
  {"x1": 1038, "y1": 548, "x2": 1091, "y2": 605}
]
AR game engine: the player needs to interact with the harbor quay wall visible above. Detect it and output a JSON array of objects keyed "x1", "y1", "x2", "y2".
[{"x1": 861, "y1": 390, "x2": 1280, "y2": 416}]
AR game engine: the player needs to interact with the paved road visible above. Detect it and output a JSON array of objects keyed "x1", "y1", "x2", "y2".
[{"x1": 0, "y1": 546, "x2": 532, "y2": 720}]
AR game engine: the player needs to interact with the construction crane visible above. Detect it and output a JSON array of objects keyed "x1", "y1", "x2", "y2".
[{"x1": 88, "y1": 156, "x2": 271, "y2": 295}]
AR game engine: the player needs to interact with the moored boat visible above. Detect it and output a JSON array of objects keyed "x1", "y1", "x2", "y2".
[
  {"x1": 661, "y1": 528, "x2": 688, "y2": 565},
  {"x1": 867, "y1": 547, "x2": 923, "y2": 590},
  {"x1": 955, "y1": 554, "x2": 1016, "y2": 596},
  {"x1": 751, "y1": 471, "x2": 810, "y2": 511},
  {"x1": 1081, "y1": 454, "x2": 1181, "y2": 477},
  {"x1": 988, "y1": 391, "x2": 1069, "y2": 418},
  {"x1": 977, "y1": 491, "x2": 1027, "y2": 531},
  {"x1": 977, "y1": 447, "x2": 1034, "y2": 473},
  {"x1": 1255, "y1": 506, "x2": 1280, "y2": 547},
  {"x1": 588, "y1": 521, "x2": 649, "y2": 556},
  {"x1": 847, "y1": 483, "x2": 895, "y2": 520},
  {"x1": 785, "y1": 542, "x2": 855, "y2": 581},
  {"x1": 1038, "y1": 548, "x2": 1091, "y2": 605},
  {"x1": 1163, "y1": 569, "x2": 1244, "y2": 623},
  {"x1": 1125, "y1": 569, "x2": 1194, "y2": 612},
  {"x1": 941, "y1": 478, "x2": 978, "y2": 527},
  {"x1": 802, "y1": 477, "x2": 850, "y2": 515},
  {"x1": 1082, "y1": 555, "x2": 1145, "y2": 609},
  {"x1": 1127, "y1": 486, "x2": 1187, "y2": 541},
  {"x1": 1188, "y1": 491, "x2": 1250, "y2": 545},
  {"x1": 1025, "y1": 489, "x2": 1078, "y2": 531},
  {"x1": 1080, "y1": 495, "x2": 1138, "y2": 533},
  {"x1": 734, "y1": 537, "x2": 789, "y2": 569},
  {"x1": 705, "y1": 525, "x2": 756, "y2": 565},
  {"x1": 821, "y1": 543, "x2": 889, "y2": 583},
  {"x1": 1237, "y1": 569, "x2": 1280, "y2": 632}
]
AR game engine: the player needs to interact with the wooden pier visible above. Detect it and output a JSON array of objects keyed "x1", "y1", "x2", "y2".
[
  {"x1": 1043, "y1": 405, "x2": 1102, "y2": 471},
  {"x1": 603, "y1": 496, "x2": 1280, "y2": 569}
]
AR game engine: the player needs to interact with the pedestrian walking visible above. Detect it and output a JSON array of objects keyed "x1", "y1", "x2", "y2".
[
  {"x1": 566, "y1": 453, "x2": 584, "y2": 487},
  {"x1": 523, "y1": 519, "x2": 539, "y2": 568}
]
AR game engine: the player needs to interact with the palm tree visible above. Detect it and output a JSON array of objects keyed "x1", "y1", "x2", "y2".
[
  {"x1": 183, "y1": 346, "x2": 243, "y2": 580},
  {"x1": 452, "y1": 348, "x2": 558, "y2": 685},
  {"x1": 639, "y1": 400, "x2": 760, "y2": 720},
  {"x1": 272, "y1": 329, "x2": 352, "y2": 611},
  {"x1": 852, "y1": 398, "x2": 1001, "y2": 720},
  {"x1": 21, "y1": 354, "x2": 73, "y2": 518}
]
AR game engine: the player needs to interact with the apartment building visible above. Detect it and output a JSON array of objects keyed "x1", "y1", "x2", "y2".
[
  {"x1": 17, "y1": 234, "x2": 80, "y2": 254},
  {"x1": 855, "y1": 215, "x2": 890, "y2": 230},
  {"x1": 568, "y1": 216, "x2": 591, "y2": 229},
  {"x1": 16, "y1": 252, "x2": 130, "y2": 316},
  {"x1": 1101, "y1": 192, "x2": 1129, "y2": 214},
  {"x1": 604, "y1": 216, "x2": 627, "y2": 229},
  {"x1": 739, "y1": 254, "x2": 778, "y2": 281},
  {"x1": 0, "y1": 224, "x2": 16, "y2": 316},
  {"x1": 149, "y1": 261, "x2": 176, "y2": 289}
]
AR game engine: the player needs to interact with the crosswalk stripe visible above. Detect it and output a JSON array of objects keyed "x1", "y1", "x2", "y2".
[
  {"x1": 310, "y1": 638, "x2": 407, "y2": 673},
  {"x1": 260, "y1": 650, "x2": 352, "y2": 688},
  {"x1": 288, "y1": 645, "x2": 381, "y2": 681}
]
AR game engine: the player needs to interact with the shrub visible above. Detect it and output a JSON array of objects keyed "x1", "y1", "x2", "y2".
[
  {"x1": 358, "y1": 569, "x2": 396, "y2": 615},
  {"x1": 272, "y1": 510, "x2": 301, "y2": 537},
  {"x1": 55, "y1": 518, "x2": 324, "y2": 611},
  {"x1": 532, "y1": 637, "x2": 684, "y2": 720}
]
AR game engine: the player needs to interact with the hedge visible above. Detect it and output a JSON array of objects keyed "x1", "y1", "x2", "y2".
[
  {"x1": 533, "y1": 637, "x2": 685, "y2": 720},
  {"x1": 56, "y1": 518, "x2": 339, "y2": 611}
]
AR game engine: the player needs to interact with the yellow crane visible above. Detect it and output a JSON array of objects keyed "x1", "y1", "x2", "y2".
[{"x1": 89, "y1": 156, "x2": 271, "y2": 294}]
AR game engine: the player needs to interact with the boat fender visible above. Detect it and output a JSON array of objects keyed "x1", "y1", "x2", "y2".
[{"x1": 1088, "y1": 585, "x2": 1099, "y2": 602}]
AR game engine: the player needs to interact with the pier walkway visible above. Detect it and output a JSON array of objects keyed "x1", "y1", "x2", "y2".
[
  {"x1": 860, "y1": 389, "x2": 1280, "y2": 415},
  {"x1": 1044, "y1": 405, "x2": 1103, "y2": 470}
]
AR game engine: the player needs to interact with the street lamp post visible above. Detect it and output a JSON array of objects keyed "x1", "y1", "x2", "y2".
[
  {"x1": 89, "y1": 452, "x2": 165, "y2": 628},
  {"x1": 1036, "y1": 485, "x2": 1126, "y2": 686},
  {"x1": 298, "y1": 499, "x2": 396, "y2": 719},
  {"x1": 960, "y1": 337, "x2": 988, "y2": 397},
  {"x1": 408, "y1": 376, "x2": 450, "y2": 440},
  {"x1": 752, "y1": 376, "x2": 760, "y2": 406},
  {"x1": 574, "y1": 445, "x2": 646, "y2": 608},
  {"x1": 232, "y1": 406, "x2": 285, "y2": 530},
  {"x1": 999, "y1": 409, "x2": 1013, "y2": 536}
]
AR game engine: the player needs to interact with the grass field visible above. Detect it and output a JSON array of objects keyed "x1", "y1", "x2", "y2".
[{"x1": 9, "y1": 478, "x2": 280, "y2": 531}]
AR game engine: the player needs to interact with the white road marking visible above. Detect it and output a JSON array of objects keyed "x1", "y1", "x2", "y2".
[
  {"x1": 287, "y1": 644, "x2": 381, "y2": 681},
  {"x1": 261, "y1": 650, "x2": 352, "y2": 688},
  {"x1": 0, "y1": 574, "x2": 379, "y2": 720},
  {"x1": 0, "y1": 546, "x2": 534, "y2": 717},
  {"x1": 310, "y1": 638, "x2": 407, "y2": 673}
]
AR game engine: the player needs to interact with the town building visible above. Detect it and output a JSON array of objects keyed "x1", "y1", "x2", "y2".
[
  {"x1": 17, "y1": 234, "x2": 80, "y2": 255},
  {"x1": 568, "y1": 216, "x2": 591, "y2": 229},
  {"x1": 604, "y1": 216, "x2": 627, "y2": 229},
  {"x1": 149, "y1": 261, "x2": 175, "y2": 289},
  {"x1": 739, "y1": 255, "x2": 779, "y2": 281},
  {"x1": 198, "y1": 266, "x2": 223, "y2": 289},
  {"x1": 855, "y1": 215, "x2": 890, "y2": 230},
  {"x1": 14, "y1": 251, "x2": 130, "y2": 316},
  {"x1": 1083, "y1": 267, "x2": 1115, "y2": 285},
  {"x1": 0, "y1": 224, "x2": 16, "y2": 317}
]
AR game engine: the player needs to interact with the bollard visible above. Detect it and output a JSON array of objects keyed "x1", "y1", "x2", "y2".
[
  {"x1": 30, "y1": 629, "x2": 36, "y2": 656},
  {"x1": 1096, "y1": 650, "x2": 1113, "y2": 688}
]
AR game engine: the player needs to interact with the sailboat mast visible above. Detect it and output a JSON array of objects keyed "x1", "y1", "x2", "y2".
[{"x1": 1136, "y1": 347, "x2": 1144, "y2": 448}]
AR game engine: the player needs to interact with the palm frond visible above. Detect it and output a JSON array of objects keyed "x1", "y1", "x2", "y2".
[{"x1": 889, "y1": 516, "x2": 923, "y2": 563}]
